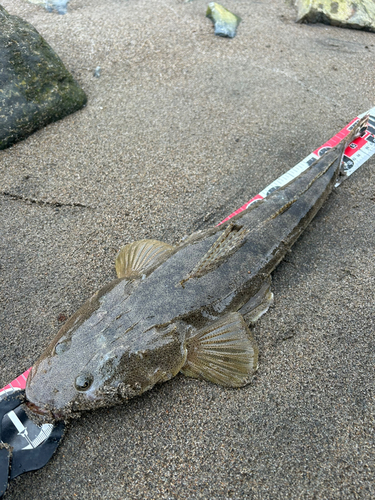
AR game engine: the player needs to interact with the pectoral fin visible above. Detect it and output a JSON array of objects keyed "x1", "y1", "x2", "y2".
[
  {"x1": 115, "y1": 239, "x2": 174, "y2": 278},
  {"x1": 181, "y1": 312, "x2": 258, "y2": 387}
]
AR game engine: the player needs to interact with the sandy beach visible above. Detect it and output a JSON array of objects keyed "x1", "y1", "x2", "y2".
[{"x1": 1, "y1": 0, "x2": 374, "y2": 498}]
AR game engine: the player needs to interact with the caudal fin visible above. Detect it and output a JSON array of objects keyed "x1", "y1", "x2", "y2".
[{"x1": 344, "y1": 115, "x2": 369, "y2": 147}]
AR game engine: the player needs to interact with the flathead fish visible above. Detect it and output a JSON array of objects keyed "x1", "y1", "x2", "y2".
[{"x1": 25, "y1": 117, "x2": 368, "y2": 421}]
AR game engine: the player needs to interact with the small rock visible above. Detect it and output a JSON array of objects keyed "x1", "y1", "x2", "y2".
[
  {"x1": 0, "y1": 6, "x2": 87, "y2": 150},
  {"x1": 26, "y1": 0, "x2": 46, "y2": 5},
  {"x1": 57, "y1": 313, "x2": 67, "y2": 323},
  {"x1": 295, "y1": 0, "x2": 375, "y2": 32},
  {"x1": 46, "y1": 0, "x2": 70, "y2": 15},
  {"x1": 27, "y1": 0, "x2": 70, "y2": 15},
  {"x1": 93, "y1": 66, "x2": 101, "y2": 78},
  {"x1": 206, "y1": 2, "x2": 241, "y2": 38}
]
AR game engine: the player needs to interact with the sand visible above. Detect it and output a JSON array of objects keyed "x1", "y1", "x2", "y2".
[{"x1": 0, "y1": 0, "x2": 374, "y2": 498}]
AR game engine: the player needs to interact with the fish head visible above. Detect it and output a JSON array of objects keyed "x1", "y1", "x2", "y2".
[
  {"x1": 25, "y1": 308, "x2": 187, "y2": 422},
  {"x1": 23, "y1": 279, "x2": 142, "y2": 420},
  {"x1": 24, "y1": 327, "x2": 124, "y2": 421}
]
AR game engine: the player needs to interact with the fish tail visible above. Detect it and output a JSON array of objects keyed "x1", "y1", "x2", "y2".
[
  {"x1": 343, "y1": 115, "x2": 369, "y2": 147},
  {"x1": 335, "y1": 115, "x2": 368, "y2": 174}
]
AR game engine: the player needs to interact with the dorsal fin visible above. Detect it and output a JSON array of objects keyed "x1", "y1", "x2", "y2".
[
  {"x1": 180, "y1": 223, "x2": 248, "y2": 286},
  {"x1": 115, "y1": 239, "x2": 174, "y2": 279}
]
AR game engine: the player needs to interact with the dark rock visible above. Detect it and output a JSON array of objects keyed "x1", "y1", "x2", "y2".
[{"x1": 0, "y1": 5, "x2": 87, "y2": 150}]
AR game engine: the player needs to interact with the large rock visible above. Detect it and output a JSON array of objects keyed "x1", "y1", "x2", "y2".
[
  {"x1": 295, "y1": 0, "x2": 375, "y2": 31},
  {"x1": 0, "y1": 5, "x2": 87, "y2": 150}
]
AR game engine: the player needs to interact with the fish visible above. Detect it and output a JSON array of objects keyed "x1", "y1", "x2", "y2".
[{"x1": 25, "y1": 116, "x2": 368, "y2": 422}]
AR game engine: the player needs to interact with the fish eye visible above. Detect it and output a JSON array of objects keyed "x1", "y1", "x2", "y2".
[{"x1": 75, "y1": 373, "x2": 94, "y2": 391}]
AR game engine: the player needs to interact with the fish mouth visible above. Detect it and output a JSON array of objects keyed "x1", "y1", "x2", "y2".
[{"x1": 25, "y1": 401, "x2": 65, "y2": 423}]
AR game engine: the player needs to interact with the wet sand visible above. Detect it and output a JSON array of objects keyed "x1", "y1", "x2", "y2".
[{"x1": 1, "y1": 0, "x2": 374, "y2": 498}]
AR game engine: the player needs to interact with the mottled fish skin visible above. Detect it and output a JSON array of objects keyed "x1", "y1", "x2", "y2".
[{"x1": 25, "y1": 118, "x2": 367, "y2": 421}]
